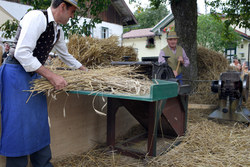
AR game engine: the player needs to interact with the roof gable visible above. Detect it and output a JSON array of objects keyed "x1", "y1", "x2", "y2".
[
  {"x1": 235, "y1": 29, "x2": 250, "y2": 41},
  {"x1": 123, "y1": 28, "x2": 155, "y2": 39},
  {"x1": 151, "y1": 13, "x2": 174, "y2": 34},
  {"x1": 0, "y1": 0, "x2": 32, "y2": 21},
  {"x1": 111, "y1": 0, "x2": 137, "y2": 25}
]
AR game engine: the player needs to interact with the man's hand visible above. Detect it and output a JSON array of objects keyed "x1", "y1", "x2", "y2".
[
  {"x1": 79, "y1": 65, "x2": 88, "y2": 71},
  {"x1": 173, "y1": 70, "x2": 178, "y2": 77},
  {"x1": 178, "y1": 56, "x2": 184, "y2": 64},
  {"x1": 36, "y1": 66, "x2": 67, "y2": 90},
  {"x1": 48, "y1": 73, "x2": 67, "y2": 90}
]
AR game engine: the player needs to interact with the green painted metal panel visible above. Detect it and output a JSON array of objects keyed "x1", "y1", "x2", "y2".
[{"x1": 69, "y1": 79, "x2": 178, "y2": 102}]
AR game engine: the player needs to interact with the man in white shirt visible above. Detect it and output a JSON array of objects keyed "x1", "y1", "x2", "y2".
[{"x1": 0, "y1": 0, "x2": 86, "y2": 166}]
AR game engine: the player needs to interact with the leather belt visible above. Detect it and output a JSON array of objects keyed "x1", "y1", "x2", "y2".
[
  {"x1": 4, "y1": 56, "x2": 20, "y2": 65},
  {"x1": 4, "y1": 56, "x2": 36, "y2": 77}
]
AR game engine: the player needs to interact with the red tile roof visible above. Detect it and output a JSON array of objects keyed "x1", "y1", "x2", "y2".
[
  {"x1": 235, "y1": 29, "x2": 250, "y2": 39},
  {"x1": 123, "y1": 28, "x2": 155, "y2": 39}
]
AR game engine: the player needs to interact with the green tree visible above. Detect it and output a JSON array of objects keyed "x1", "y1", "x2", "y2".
[
  {"x1": 134, "y1": 4, "x2": 169, "y2": 29},
  {"x1": 0, "y1": 20, "x2": 19, "y2": 39},
  {"x1": 124, "y1": 4, "x2": 169, "y2": 33},
  {"x1": 0, "y1": 0, "x2": 110, "y2": 39},
  {"x1": 197, "y1": 14, "x2": 240, "y2": 52},
  {"x1": 207, "y1": 0, "x2": 249, "y2": 29}
]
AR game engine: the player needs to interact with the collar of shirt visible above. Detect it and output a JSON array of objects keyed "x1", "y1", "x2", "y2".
[
  {"x1": 47, "y1": 7, "x2": 55, "y2": 24},
  {"x1": 168, "y1": 45, "x2": 177, "y2": 54},
  {"x1": 47, "y1": 7, "x2": 59, "y2": 29}
]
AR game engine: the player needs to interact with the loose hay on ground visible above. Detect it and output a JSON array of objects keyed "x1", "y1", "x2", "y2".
[
  {"x1": 148, "y1": 114, "x2": 250, "y2": 167},
  {"x1": 52, "y1": 108, "x2": 250, "y2": 167}
]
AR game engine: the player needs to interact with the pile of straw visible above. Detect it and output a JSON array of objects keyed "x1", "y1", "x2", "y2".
[
  {"x1": 52, "y1": 35, "x2": 137, "y2": 67},
  {"x1": 29, "y1": 66, "x2": 152, "y2": 97},
  {"x1": 189, "y1": 46, "x2": 229, "y2": 104},
  {"x1": 196, "y1": 46, "x2": 229, "y2": 80}
]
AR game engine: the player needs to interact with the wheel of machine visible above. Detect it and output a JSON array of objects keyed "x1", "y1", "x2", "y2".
[
  {"x1": 242, "y1": 74, "x2": 249, "y2": 102},
  {"x1": 155, "y1": 66, "x2": 175, "y2": 80}
]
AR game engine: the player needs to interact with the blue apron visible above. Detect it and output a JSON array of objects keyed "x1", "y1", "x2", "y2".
[{"x1": 0, "y1": 64, "x2": 50, "y2": 157}]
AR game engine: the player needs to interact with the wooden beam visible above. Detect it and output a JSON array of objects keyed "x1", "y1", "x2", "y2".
[{"x1": 188, "y1": 104, "x2": 217, "y2": 110}]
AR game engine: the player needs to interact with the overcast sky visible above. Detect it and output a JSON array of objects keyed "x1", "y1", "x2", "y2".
[{"x1": 124, "y1": 0, "x2": 210, "y2": 14}]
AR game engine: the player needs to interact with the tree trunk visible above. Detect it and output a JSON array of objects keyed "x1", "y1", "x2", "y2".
[{"x1": 171, "y1": 0, "x2": 198, "y2": 80}]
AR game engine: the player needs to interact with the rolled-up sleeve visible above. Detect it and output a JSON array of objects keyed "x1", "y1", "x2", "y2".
[
  {"x1": 53, "y1": 28, "x2": 82, "y2": 69},
  {"x1": 158, "y1": 50, "x2": 166, "y2": 63},
  {"x1": 182, "y1": 49, "x2": 190, "y2": 67}
]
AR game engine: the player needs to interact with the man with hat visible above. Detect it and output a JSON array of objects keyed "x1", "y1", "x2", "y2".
[
  {"x1": 0, "y1": 0, "x2": 86, "y2": 166},
  {"x1": 158, "y1": 31, "x2": 190, "y2": 83}
]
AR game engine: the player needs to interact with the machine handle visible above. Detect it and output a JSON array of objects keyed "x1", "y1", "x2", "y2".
[{"x1": 176, "y1": 60, "x2": 180, "y2": 73}]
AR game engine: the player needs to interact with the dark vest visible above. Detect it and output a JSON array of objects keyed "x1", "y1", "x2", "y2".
[{"x1": 14, "y1": 10, "x2": 60, "y2": 65}]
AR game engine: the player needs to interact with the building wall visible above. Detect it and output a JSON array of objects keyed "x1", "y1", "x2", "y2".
[
  {"x1": 226, "y1": 26, "x2": 249, "y2": 63},
  {"x1": 122, "y1": 33, "x2": 169, "y2": 61},
  {"x1": 94, "y1": 21, "x2": 123, "y2": 42},
  {"x1": 0, "y1": 8, "x2": 13, "y2": 25},
  {"x1": 78, "y1": 18, "x2": 123, "y2": 43},
  {"x1": 100, "y1": 4, "x2": 122, "y2": 25},
  {"x1": 237, "y1": 40, "x2": 249, "y2": 63}
]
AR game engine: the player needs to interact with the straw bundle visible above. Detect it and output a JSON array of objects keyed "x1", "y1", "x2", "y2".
[
  {"x1": 52, "y1": 35, "x2": 138, "y2": 68},
  {"x1": 28, "y1": 66, "x2": 152, "y2": 97}
]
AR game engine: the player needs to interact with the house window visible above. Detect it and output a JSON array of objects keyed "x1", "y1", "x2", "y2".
[
  {"x1": 226, "y1": 48, "x2": 236, "y2": 56},
  {"x1": 101, "y1": 27, "x2": 109, "y2": 39},
  {"x1": 146, "y1": 37, "x2": 155, "y2": 48},
  {"x1": 241, "y1": 44, "x2": 244, "y2": 48},
  {"x1": 240, "y1": 53, "x2": 245, "y2": 57}
]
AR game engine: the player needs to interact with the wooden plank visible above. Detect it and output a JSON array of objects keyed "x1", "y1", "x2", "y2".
[{"x1": 188, "y1": 104, "x2": 217, "y2": 110}]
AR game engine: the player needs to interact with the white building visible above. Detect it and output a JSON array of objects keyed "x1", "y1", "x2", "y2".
[
  {"x1": 0, "y1": 0, "x2": 137, "y2": 44},
  {"x1": 0, "y1": 0, "x2": 32, "y2": 42}
]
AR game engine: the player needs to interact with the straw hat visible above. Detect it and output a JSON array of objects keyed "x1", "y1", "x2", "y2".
[
  {"x1": 167, "y1": 31, "x2": 179, "y2": 39},
  {"x1": 64, "y1": 0, "x2": 80, "y2": 9}
]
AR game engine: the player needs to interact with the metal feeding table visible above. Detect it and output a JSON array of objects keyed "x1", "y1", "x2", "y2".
[{"x1": 70, "y1": 79, "x2": 190, "y2": 158}]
